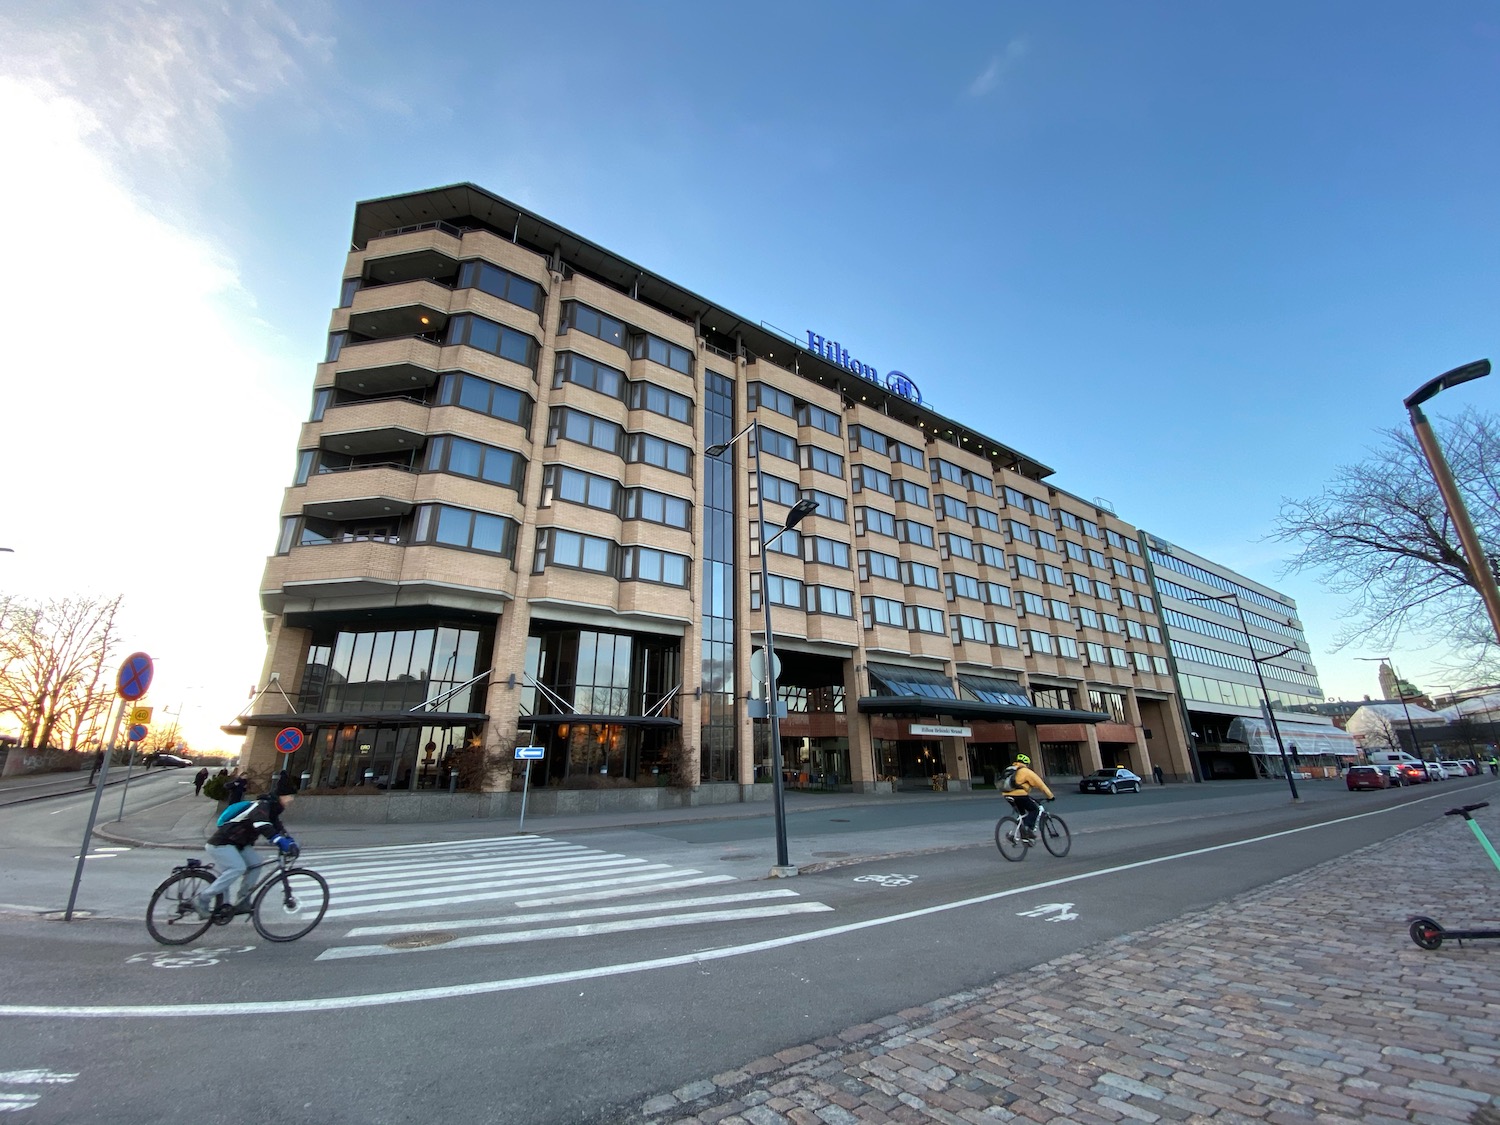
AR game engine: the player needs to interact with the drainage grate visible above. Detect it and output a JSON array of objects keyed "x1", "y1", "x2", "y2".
[
  {"x1": 386, "y1": 931, "x2": 456, "y2": 949},
  {"x1": 719, "y1": 853, "x2": 757, "y2": 861}
]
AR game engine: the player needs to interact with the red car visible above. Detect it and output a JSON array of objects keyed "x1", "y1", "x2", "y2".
[{"x1": 1345, "y1": 765, "x2": 1389, "y2": 791}]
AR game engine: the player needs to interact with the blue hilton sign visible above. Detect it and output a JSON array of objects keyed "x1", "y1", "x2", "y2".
[{"x1": 805, "y1": 331, "x2": 924, "y2": 406}]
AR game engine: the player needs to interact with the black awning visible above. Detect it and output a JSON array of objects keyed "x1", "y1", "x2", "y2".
[
  {"x1": 238, "y1": 711, "x2": 489, "y2": 729},
  {"x1": 520, "y1": 714, "x2": 682, "y2": 729},
  {"x1": 857, "y1": 695, "x2": 1110, "y2": 725}
]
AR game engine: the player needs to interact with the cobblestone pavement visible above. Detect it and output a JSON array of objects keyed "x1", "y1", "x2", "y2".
[{"x1": 624, "y1": 806, "x2": 1500, "y2": 1125}]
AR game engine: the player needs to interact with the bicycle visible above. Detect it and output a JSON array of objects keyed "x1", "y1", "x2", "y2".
[
  {"x1": 145, "y1": 848, "x2": 329, "y2": 945},
  {"x1": 995, "y1": 799, "x2": 1071, "y2": 861}
]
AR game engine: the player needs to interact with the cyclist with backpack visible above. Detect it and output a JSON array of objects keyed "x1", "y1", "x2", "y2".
[
  {"x1": 1002, "y1": 753, "x2": 1054, "y2": 841},
  {"x1": 192, "y1": 784, "x2": 298, "y2": 919}
]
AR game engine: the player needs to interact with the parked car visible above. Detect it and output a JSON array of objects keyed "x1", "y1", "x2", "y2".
[
  {"x1": 1372, "y1": 763, "x2": 1405, "y2": 786},
  {"x1": 1079, "y1": 766, "x2": 1143, "y2": 794},
  {"x1": 1397, "y1": 763, "x2": 1429, "y2": 784},
  {"x1": 1441, "y1": 760, "x2": 1476, "y2": 777},
  {"x1": 1424, "y1": 762, "x2": 1449, "y2": 781},
  {"x1": 1345, "y1": 765, "x2": 1389, "y2": 791},
  {"x1": 145, "y1": 752, "x2": 192, "y2": 769}
]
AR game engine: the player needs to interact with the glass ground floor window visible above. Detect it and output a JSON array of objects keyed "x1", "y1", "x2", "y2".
[
  {"x1": 519, "y1": 720, "x2": 682, "y2": 788},
  {"x1": 276, "y1": 721, "x2": 483, "y2": 792},
  {"x1": 1040, "y1": 741, "x2": 1082, "y2": 778}
]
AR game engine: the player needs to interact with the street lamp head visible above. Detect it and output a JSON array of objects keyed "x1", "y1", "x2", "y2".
[
  {"x1": 785, "y1": 498, "x2": 819, "y2": 530},
  {"x1": 1404, "y1": 359, "x2": 1490, "y2": 410},
  {"x1": 704, "y1": 442, "x2": 729, "y2": 457}
]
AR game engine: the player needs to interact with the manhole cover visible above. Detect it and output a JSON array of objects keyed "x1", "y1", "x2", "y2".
[
  {"x1": 812, "y1": 851, "x2": 851, "y2": 858},
  {"x1": 386, "y1": 932, "x2": 456, "y2": 949}
]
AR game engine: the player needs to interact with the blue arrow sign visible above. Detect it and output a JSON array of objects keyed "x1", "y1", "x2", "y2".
[
  {"x1": 515, "y1": 746, "x2": 545, "y2": 760},
  {"x1": 117, "y1": 652, "x2": 154, "y2": 701}
]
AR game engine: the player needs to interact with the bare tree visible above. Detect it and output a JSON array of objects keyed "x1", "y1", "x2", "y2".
[
  {"x1": 0, "y1": 595, "x2": 124, "y2": 748},
  {"x1": 1274, "y1": 408, "x2": 1500, "y2": 673}
]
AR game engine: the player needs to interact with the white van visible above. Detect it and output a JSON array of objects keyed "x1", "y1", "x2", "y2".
[{"x1": 1367, "y1": 751, "x2": 1422, "y2": 767}]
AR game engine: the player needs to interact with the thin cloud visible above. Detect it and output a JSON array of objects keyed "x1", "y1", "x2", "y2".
[{"x1": 967, "y1": 37, "x2": 1030, "y2": 98}]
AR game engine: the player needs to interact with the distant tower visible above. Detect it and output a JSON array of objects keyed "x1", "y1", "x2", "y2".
[{"x1": 1378, "y1": 662, "x2": 1398, "y2": 700}]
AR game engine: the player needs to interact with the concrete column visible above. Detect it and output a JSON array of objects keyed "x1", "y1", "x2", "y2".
[
  {"x1": 845, "y1": 662, "x2": 877, "y2": 792},
  {"x1": 1081, "y1": 724, "x2": 1104, "y2": 773},
  {"x1": 1123, "y1": 689, "x2": 1151, "y2": 776}
]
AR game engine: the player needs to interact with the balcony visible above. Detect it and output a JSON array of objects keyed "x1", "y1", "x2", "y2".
[
  {"x1": 348, "y1": 281, "x2": 452, "y2": 342},
  {"x1": 361, "y1": 227, "x2": 462, "y2": 283},
  {"x1": 296, "y1": 466, "x2": 418, "y2": 522},
  {"x1": 317, "y1": 398, "x2": 431, "y2": 453},
  {"x1": 262, "y1": 540, "x2": 515, "y2": 617},
  {"x1": 335, "y1": 336, "x2": 443, "y2": 394}
]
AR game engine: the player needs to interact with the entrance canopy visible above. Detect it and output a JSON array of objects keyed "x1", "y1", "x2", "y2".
[
  {"x1": 1225, "y1": 717, "x2": 1359, "y2": 757},
  {"x1": 859, "y1": 663, "x2": 1109, "y2": 725}
]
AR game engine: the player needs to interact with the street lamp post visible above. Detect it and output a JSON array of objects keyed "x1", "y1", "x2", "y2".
[
  {"x1": 705, "y1": 419, "x2": 818, "y2": 875},
  {"x1": 1404, "y1": 360, "x2": 1500, "y2": 649},
  {"x1": 1182, "y1": 591, "x2": 1300, "y2": 801},
  {"x1": 1355, "y1": 656, "x2": 1424, "y2": 761}
]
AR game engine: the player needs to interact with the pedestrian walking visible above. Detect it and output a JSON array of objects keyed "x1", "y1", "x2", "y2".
[
  {"x1": 1152, "y1": 763, "x2": 1165, "y2": 786},
  {"x1": 225, "y1": 771, "x2": 248, "y2": 804},
  {"x1": 86, "y1": 749, "x2": 104, "y2": 786},
  {"x1": 193, "y1": 766, "x2": 210, "y2": 796}
]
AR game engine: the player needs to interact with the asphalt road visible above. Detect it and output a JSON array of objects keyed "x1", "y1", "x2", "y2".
[{"x1": 0, "y1": 774, "x2": 1491, "y2": 1125}]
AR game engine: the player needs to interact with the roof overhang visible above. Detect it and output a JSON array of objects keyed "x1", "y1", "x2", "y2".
[{"x1": 857, "y1": 696, "x2": 1110, "y2": 725}]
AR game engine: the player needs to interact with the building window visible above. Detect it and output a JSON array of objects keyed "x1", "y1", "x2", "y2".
[
  {"x1": 625, "y1": 487, "x2": 691, "y2": 529},
  {"x1": 752, "y1": 572, "x2": 804, "y2": 611},
  {"x1": 1006, "y1": 520, "x2": 1033, "y2": 544},
  {"x1": 854, "y1": 464, "x2": 893, "y2": 495},
  {"x1": 939, "y1": 495, "x2": 970, "y2": 522},
  {"x1": 554, "y1": 352, "x2": 625, "y2": 399},
  {"x1": 797, "y1": 402, "x2": 842, "y2": 436},
  {"x1": 626, "y1": 432, "x2": 692, "y2": 474},
  {"x1": 803, "y1": 536, "x2": 850, "y2": 568},
  {"x1": 533, "y1": 527, "x2": 614, "y2": 574},
  {"x1": 859, "y1": 550, "x2": 900, "y2": 581},
  {"x1": 857, "y1": 506, "x2": 897, "y2": 538},
  {"x1": 548, "y1": 406, "x2": 623, "y2": 456},
  {"x1": 952, "y1": 614, "x2": 989, "y2": 644},
  {"x1": 906, "y1": 604, "x2": 946, "y2": 634},
  {"x1": 629, "y1": 332, "x2": 694, "y2": 375},
  {"x1": 457, "y1": 259, "x2": 544, "y2": 315},
  {"x1": 939, "y1": 531, "x2": 973, "y2": 559},
  {"x1": 748, "y1": 382, "x2": 795, "y2": 417},
  {"x1": 862, "y1": 595, "x2": 905, "y2": 628},
  {"x1": 804, "y1": 488, "x2": 846, "y2": 522},
  {"x1": 338, "y1": 278, "x2": 360, "y2": 307},
  {"x1": 946, "y1": 572, "x2": 981, "y2": 601},
  {"x1": 446, "y1": 314, "x2": 539, "y2": 370},
  {"x1": 901, "y1": 561, "x2": 941, "y2": 590},
  {"x1": 1013, "y1": 554, "x2": 1038, "y2": 579},
  {"x1": 621, "y1": 545, "x2": 689, "y2": 586},
  {"x1": 1043, "y1": 564, "x2": 1067, "y2": 587},
  {"x1": 542, "y1": 465, "x2": 618, "y2": 513},
  {"x1": 980, "y1": 582, "x2": 1012, "y2": 607},
  {"x1": 558, "y1": 301, "x2": 626, "y2": 348},
  {"x1": 413, "y1": 504, "x2": 518, "y2": 557},
  {"x1": 980, "y1": 544, "x2": 1006, "y2": 570},
  {"x1": 971, "y1": 507, "x2": 1000, "y2": 532},
  {"x1": 808, "y1": 585, "x2": 855, "y2": 616},
  {"x1": 627, "y1": 380, "x2": 693, "y2": 424},
  {"x1": 898, "y1": 521, "x2": 936, "y2": 549},
  {"x1": 425, "y1": 435, "x2": 525, "y2": 491},
  {"x1": 1057, "y1": 636, "x2": 1080, "y2": 659},
  {"x1": 895, "y1": 478, "x2": 930, "y2": 507},
  {"x1": 1028, "y1": 630, "x2": 1055, "y2": 655},
  {"x1": 993, "y1": 622, "x2": 1019, "y2": 647},
  {"x1": 325, "y1": 332, "x2": 346, "y2": 362},
  {"x1": 438, "y1": 373, "x2": 533, "y2": 429},
  {"x1": 1036, "y1": 530, "x2": 1058, "y2": 553},
  {"x1": 801, "y1": 444, "x2": 844, "y2": 478},
  {"x1": 1022, "y1": 591, "x2": 1047, "y2": 616}
]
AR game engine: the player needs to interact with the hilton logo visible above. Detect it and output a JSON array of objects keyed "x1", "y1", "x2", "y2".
[{"x1": 805, "y1": 331, "x2": 925, "y2": 406}]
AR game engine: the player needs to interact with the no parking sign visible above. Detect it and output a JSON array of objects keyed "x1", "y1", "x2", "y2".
[{"x1": 275, "y1": 728, "x2": 304, "y2": 755}]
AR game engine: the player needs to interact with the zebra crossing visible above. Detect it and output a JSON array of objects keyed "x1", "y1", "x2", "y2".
[
  {"x1": 309, "y1": 835, "x2": 832, "y2": 961},
  {"x1": 0, "y1": 1069, "x2": 77, "y2": 1114}
]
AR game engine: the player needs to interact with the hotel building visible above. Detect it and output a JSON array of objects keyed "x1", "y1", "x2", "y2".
[{"x1": 241, "y1": 183, "x2": 1192, "y2": 800}]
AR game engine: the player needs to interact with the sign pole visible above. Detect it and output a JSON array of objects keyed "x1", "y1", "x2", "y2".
[
  {"x1": 65, "y1": 697, "x2": 126, "y2": 921},
  {"x1": 66, "y1": 652, "x2": 154, "y2": 922},
  {"x1": 115, "y1": 739, "x2": 139, "y2": 822},
  {"x1": 518, "y1": 760, "x2": 532, "y2": 832}
]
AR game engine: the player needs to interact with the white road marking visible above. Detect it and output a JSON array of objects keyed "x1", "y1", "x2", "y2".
[
  {"x1": 0, "y1": 1073, "x2": 77, "y2": 1085},
  {"x1": 322, "y1": 867, "x2": 695, "y2": 918},
  {"x1": 515, "y1": 875, "x2": 735, "y2": 906},
  {"x1": 0, "y1": 799, "x2": 1436, "y2": 1018},
  {"x1": 0, "y1": 1093, "x2": 41, "y2": 1111},
  {"x1": 343, "y1": 889, "x2": 804, "y2": 937},
  {"x1": 318, "y1": 903, "x2": 835, "y2": 960},
  {"x1": 1016, "y1": 902, "x2": 1078, "y2": 922},
  {"x1": 327, "y1": 855, "x2": 648, "y2": 896}
]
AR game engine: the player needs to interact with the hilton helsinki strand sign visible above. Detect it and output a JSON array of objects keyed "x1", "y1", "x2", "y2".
[{"x1": 805, "y1": 331, "x2": 925, "y2": 406}]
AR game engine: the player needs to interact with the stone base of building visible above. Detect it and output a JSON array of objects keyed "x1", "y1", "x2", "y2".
[{"x1": 287, "y1": 781, "x2": 752, "y2": 823}]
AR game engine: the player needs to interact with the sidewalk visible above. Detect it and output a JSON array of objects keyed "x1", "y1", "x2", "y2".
[{"x1": 622, "y1": 804, "x2": 1500, "y2": 1125}]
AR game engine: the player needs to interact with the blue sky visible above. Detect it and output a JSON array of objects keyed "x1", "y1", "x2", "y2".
[{"x1": 2, "y1": 1, "x2": 1496, "y2": 747}]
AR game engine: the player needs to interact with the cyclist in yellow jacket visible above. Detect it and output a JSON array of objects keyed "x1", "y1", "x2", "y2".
[{"x1": 1002, "y1": 753, "x2": 1054, "y2": 840}]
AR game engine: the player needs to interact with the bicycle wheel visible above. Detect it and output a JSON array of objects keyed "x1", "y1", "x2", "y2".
[
  {"x1": 1041, "y1": 813, "x2": 1071, "y2": 858},
  {"x1": 252, "y1": 868, "x2": 329, "y2": 942},
  {"x1": 146, "y1": 869, "x2": 214, "y2": 945},
  {"x1": 995, "y1": 817, "x2": 1027, "y2": 862}
]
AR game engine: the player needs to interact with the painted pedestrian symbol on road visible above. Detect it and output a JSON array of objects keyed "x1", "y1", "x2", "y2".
[
  {"x1": 275, "y1": 728, "x2": 304, "y2": 755},
  {"x1": 116, "y1": 652, "x2": 154, "y2": 701},
  {"x1": 1017, "y1": 902, "x2": 1078, "y2": 922}
]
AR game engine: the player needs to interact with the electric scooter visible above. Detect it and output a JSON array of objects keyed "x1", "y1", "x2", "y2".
[{"x1": 1409, "y1": 802, "x2": 1500, "y2": 949}]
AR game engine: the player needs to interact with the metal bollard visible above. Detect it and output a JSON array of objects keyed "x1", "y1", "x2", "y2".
[{"x1": 448, "y1": 770, "x2": 458, "y2": 794}]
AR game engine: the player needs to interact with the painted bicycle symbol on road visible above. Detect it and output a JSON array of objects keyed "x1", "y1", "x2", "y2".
[
  {"x1": 127, "y1": 945, "x2": 256, "y2": 969},
  {"x1": 853, "y1": 873, "x2": 919, "y2": 888}
]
